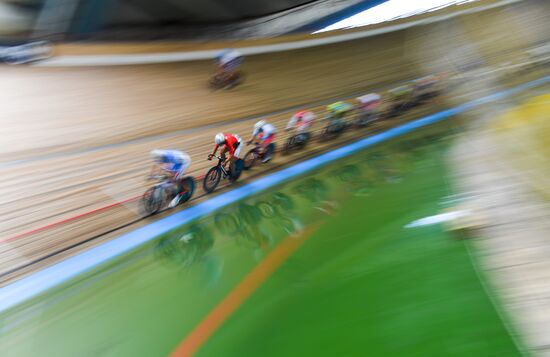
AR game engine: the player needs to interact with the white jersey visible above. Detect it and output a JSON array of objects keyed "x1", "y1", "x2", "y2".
[
  {"x1": 153, "y1": 150, "x2": 191, "y2": 178},
  {"x1": 253, "y1": 123, "x2": 276, "y2": 137},
  {"x1": 219, "y1": 49, "x2": 242, "y2": 66},
  {"x1": 287, "y1": 111, "x2": 315, "y2": 132}
]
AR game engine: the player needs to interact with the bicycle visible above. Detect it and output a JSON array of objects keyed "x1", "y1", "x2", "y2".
[
  {"x1": 203, "y1": 155, "x2": 244, "y2": 193},
  {"x1": 354, "y1": 110, "x2": 380, "y2": 127},
  {"x1": 320, "y1": 118, "x2": 347, "y2": 140},
  {"x1": 243, "y1": 141, "x2": 276, "y2": 170},
  {"x1": 142, "y1": 174, "x2": 196, "y2": 215},
  {"x1": 282, "y1": 132, "x2": 310, "y2": 155},
  {"x1": 209, "y1": 71, "x2": 246, "y2": 90}
]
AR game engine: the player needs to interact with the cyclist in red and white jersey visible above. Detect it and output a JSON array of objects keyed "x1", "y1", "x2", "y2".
[
  {"x1": 286, "y1": 110, "x2": 315, "y2": 133},
  {"x1": 247, "y1": 120, "x2": 276, "y2": 163},
  {"x1": 208, "y1": 133, "x2": 243, "y2": 167}
]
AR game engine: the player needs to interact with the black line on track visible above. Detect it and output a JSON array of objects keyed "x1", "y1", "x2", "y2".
[{"x1": 0, "y1": 218, "x2": 143, "y2": 281}]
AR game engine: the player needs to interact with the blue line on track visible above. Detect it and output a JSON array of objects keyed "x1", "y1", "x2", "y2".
[{"x1": 0, "y1": 75, "x2": 548, "y2": 314}]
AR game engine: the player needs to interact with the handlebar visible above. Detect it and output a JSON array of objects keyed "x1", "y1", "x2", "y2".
[
  {"x1": 148, "y1": 174, "x2": 168, "y2": 181},
  {"x1": 208, "y1": 154, "x2": 224, "y2": 161}
]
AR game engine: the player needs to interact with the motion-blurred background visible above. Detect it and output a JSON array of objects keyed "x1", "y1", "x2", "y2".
[{"x1": 0, "y1": 0, "x2": 550, "y2": 356}]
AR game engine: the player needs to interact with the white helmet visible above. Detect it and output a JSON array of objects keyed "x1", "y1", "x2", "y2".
[
  {"x1": 150, "y1": 149, "x2": 164, "y2": 162},
  {"x1": 215, "y1": 133, "x2": 225, "y2": 145},
  {"x1": 254, "y1": 120, "x2": 266, "y2": 131}
]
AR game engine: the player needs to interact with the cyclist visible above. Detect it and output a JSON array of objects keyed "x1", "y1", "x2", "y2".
[
  {"x1": 326, "y1": 101, "x2": 353, "y2": 131},
  {"x1": 215, "y1": 49, "x2": 243, "y2": 83},
  {"x1": 355, "y1": 93, "x2": 382, "y2": 124},
  {"x1": 327, "y1": 101, "x2": 353, "y2": 120},
  {"x1": 286, "y1": 110, "x2": 315, "y2": 133},
  {"x1": 387, "y1": 84, "x2": 414, "y2": 114},
  {"x1": 412, "y1": 75, "x2": 439, "y2": 103},
  {"x1": 247, "y1": 120, "x2": 276, "y2": 163},
  {"x1": 209, "y1": 132, "x2": 243, "y2": 167},
  {"x1": 150, "y1": 149, "x2": 192, "y2": 207}
]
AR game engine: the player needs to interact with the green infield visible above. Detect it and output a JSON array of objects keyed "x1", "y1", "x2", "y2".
[{"x1": 0, "y1": 122, "x2": 522, "y2": 357}]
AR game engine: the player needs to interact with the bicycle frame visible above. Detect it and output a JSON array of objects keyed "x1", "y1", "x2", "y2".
[{"x1": 212, "y1": 156, "x2": 231, "y2": 178}]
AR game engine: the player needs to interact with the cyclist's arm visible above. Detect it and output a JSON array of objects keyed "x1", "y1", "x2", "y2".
[
  {"x1": 210, "y1": 144, "x2": 219, "y2": 158},
  {"x1": 150, "y1": 164, "x2": 161, "y2": 177},
  {"x1": 248, "y1": 134, "x2": 258, "y2": 144},
  {"x1": 150, "y1": 164, "x2": 174, "y2": 179},
  {"x1": 220, "y1": 147, "x2": 233, "y2": 165},
  {"x1": 226, "y1": 145, "x2": 235, "y2": 161},
  {"x1": 286, "y1": 116, "x2": 297, "y2": 131},
  {"x1": 248, "y1": 128, "x2": 259, "y2": 143}
]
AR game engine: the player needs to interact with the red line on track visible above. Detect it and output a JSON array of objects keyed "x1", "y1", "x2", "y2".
[
  {"x1": 1, "y1": 195, "x2": 142, "y2": 244},
  {"x1": 1, "y1": 173, "x2": 204, "y2": 244}
]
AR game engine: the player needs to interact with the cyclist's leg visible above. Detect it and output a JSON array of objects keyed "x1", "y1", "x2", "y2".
[
  {"x1": 262, "y1": 134, "x2": 274, "y2": 162},
  {"x1": 168, "y1": 164, "x2": 185, "y2": 207},
  {"x1": 175, "y1": 164, "x2": 189, "y2": 191},
  {"x1": 234, "y1": 139, "x2": 243, "y2": 159},
  {"x1": 263, "y1": 134, "x2": 274, "y2": 147},
  {"x1": 220, "y1": 148, "x2": 230, "y2": 171}
]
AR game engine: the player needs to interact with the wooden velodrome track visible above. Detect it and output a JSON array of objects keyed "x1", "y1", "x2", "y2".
[{"x1": 0, "y1": 0, "x2": 548, "y2": 285}]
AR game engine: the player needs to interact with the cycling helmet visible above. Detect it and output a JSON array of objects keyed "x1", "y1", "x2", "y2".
[
  {"x1": 254, "y1": 120, "x2": 266, "y2": 131},
  {"x1": 150, "y1": 149, "x2": 166, "y2": 162},
  {"x1": 215, "y1": 133, "x2": 225, "y2": 145}
]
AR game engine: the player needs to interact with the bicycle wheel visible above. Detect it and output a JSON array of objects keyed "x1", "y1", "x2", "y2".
[
  {"x1": 229, "y1": 159, "x2": 244, "y2": 182},
  {"x1": 203, "y1": 167, "x2": 222, "y2": 193},
  {"x1": 226, "y1": 71, "x2": 246, "y2": 89},
  {"x1": 299, "y1": 132, "x2": 310, "y2": 148},
  {"x1": 320, "y1": 125, "x2": 337, "y2": 141},
  {"x1": 243, "y1": 149, "x2": 258, "y2": 170},
  {"x1": 265, "y1": 143, "x2": 276, "y2": 159},
  {"x1": 178, "y1": 176, "x2": 196, "y2": 204},
  {"x1": 142, "y1": 185, "x2": 165, "y2": 215},
  {"x1": 282, "y1": 136, "x2": 294, "y2": 155}
]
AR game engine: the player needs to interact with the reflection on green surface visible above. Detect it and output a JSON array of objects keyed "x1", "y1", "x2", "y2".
[{"x1": 0, "y1": 123, "x2": 520, "y2": 356}]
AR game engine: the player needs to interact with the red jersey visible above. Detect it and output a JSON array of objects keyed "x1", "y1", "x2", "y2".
[{"x1": 216, "y1": 133, "x2": 240, "y2": 155}]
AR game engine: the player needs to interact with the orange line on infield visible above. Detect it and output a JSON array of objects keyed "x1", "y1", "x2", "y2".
[{"x1": 170, "y1": 225, "x2": 320, "y2": 357}]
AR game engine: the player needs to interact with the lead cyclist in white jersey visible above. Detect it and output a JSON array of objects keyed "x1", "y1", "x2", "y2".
[{"x1": 150, "y1": 149, "x2": 192, "y2": 207}]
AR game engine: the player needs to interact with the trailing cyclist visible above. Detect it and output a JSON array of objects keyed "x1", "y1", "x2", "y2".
[{"x1": 150, "y1": 149, "x2": 192, "y2": 207}]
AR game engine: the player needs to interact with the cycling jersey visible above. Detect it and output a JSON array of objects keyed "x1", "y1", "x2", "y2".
[
  {"x1": 156, "y1": 150, "x2": 191, "y2": 178},
  {"x1": 253, "y1": 123, "x2": 276, "y2": 138},
  {"x1": 217, "y1": 49, "x2": 243, "y2": 72},
  {"x1": 357, "y1": 93, "x2": 381, "y2": 110},
  {"x1": 287, "y1": 111, "x2": 315, "y2": 132},
  {"x1": 327, "y1": 102, "x2": 353, "y2": 121},
  {"x1": 216, "y1": 133, "x2": 242, "y2": 158},
  {"x1": 327, "y1": 101, "x2": 353, "y2": 115}
]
